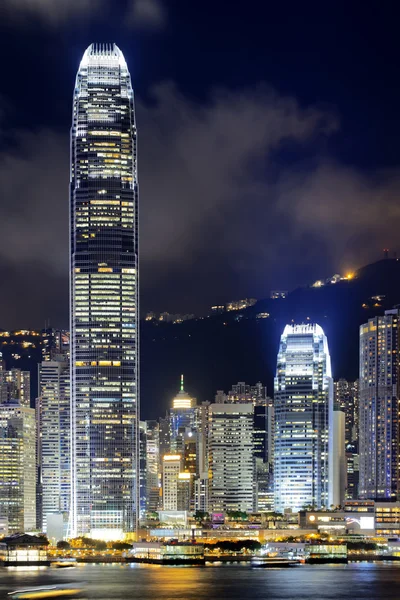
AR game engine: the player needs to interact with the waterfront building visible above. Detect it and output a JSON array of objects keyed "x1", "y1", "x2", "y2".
[
  {"x1": 130, "y1": 541, "x2": 204, "y2": 564},
  {"x1": 208, "y1": 403, "x2": 254, "y2": 512},
  {"x1": 274, "y1": 324, "x2": 334, "y2": 512},
  {"x1": 0, "y1": 404, "x2": 36, "y2": 532},
  {"x1": 38, "y1": 358, "x2": 70, "y2": 533},
  {"x1": 70, "y1": 44, "x2": 139, "y2": 537},
  {"x1": 359, "y1": 309, "x2": 400, "y2": 499}
]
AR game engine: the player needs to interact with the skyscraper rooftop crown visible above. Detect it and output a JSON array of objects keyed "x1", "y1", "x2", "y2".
[
  {"x1": 283, "y1": 323, "x2": 325, "y2": 337},
  {"x1": 79, "y1": 43, "x2": 127, "y2": 70}
]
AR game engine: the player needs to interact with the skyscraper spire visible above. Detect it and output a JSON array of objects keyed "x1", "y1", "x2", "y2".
[{"x1": 180, "y1": 374, "x2": 184, "y2": 392}]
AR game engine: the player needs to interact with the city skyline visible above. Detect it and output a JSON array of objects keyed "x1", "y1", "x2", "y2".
[{"x1": 2, "y1": 5, "x2": 400, "y2": 595}]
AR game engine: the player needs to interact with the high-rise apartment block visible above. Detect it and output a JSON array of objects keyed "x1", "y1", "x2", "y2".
[
  {"x1": 359, "y1": 309, "x2": 400, "y2": 500},
  {"x1": 334, "y1": 379, "x2": 359, "y2": 448},
  {"x1": 70, "y1": 44, "x2": 139, "y2": 537},
  {"x1": 0, "y1": 361, "x2": 30, "y2": 407},
  {"x1": 334, "y1": 378, "x2": 359, "y2": 500},
  {"x1": 41, "y1": 328, "x2": 70, "y2": 362},
  {"x1": 215, "y1": 381, "x2": 268, "y2": 405},
  {"x1": 274, "y1": 324, "x2": 335, "y2": 512}
]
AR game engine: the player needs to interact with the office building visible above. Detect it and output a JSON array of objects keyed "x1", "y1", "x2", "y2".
[
  {"x1": 145, "y1": 421, "x2": 160, "y2": 513},
  {"x1": 274, "y1": 324, "x2": 334, "y2": 512},
  {"x1": 0, "y1": 404, "x2": 36, "y2": 532},
  {"x1": 169, "y1": 376, "x2": 196, "y2": 453},
  {"x1": 38, "y1": 358, "x2": 70, "y2": 533},
  {"x1": 254, "y1": 400, "x2": 274, "y2": 511},
  {"x1": 162, "y1": 455, "x2": 181, "y2": 511},
  {"x1": 208, "y1": 403, "x2": 254, "y2": 512},
  {"x1": 70, "y1": 43, "x2": 139, "y2": 538},
  {"x1": 194, "y1": 401, "x2": 210, "y2": 513},
  {"x1": 359, "y1": 309, "x2": 400, "y2": 500}
]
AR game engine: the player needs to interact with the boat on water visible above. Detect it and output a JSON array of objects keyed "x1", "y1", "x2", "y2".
[
  {"x1": 51, "y1": 558, "x2": 77, "y2": 568},
  {"x1": 251, "y1": 557, "x2": 300, "y2": 568},
  {"x1": 8, "y1": 585, "x2": 85, "y2": 599}
]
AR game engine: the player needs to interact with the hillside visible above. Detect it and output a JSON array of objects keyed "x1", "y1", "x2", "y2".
[{"x1": 141, "y1": 259, "x2": 400, "y2": 418}]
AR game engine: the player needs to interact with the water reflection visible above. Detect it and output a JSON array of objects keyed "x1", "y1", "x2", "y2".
[{"x1": 1, "y1": 563, "x2": 400, "y2": 600}]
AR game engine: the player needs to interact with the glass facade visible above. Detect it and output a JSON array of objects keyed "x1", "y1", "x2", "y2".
[
  {"x1": 274, "y1": 324, "x2": 333, "y2": 512},
  {"x1": 70, "y1": 44, "x2": 139, "y2": 536}
]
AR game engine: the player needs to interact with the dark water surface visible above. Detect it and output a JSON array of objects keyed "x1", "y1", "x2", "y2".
[{"x1": 1, "y1": 563, "x2": 400, "y2": 600}]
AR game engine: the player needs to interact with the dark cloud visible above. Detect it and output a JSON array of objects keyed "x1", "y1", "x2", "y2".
[
  {"x1": 0, "y1": 129, "x2": 69, "y2": 273},
  {"x1": 1, "y1": 0, "x2": 101, "y2": 25},
  {"x1": 1, "y1": 0, "x2": 165, "y2": 29},
  {"x1": 126, "y1": 0, "x2": 166, "y2": 30},
  {"x1": 0, "y1": 83, "x2": 399, "y2": 328}
]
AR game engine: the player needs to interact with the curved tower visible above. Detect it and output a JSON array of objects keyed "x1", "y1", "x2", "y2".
[
  {"x1": 274, "y1": 324, "x2": 333, "y2": 512},
  {"x1": 70, "y1": 44, "x2": 139, "y2": 538}
]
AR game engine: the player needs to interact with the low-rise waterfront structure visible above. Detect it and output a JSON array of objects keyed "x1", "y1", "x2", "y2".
[{"x1": 130, "y1": 541, "x2": 204, "y2": 564}]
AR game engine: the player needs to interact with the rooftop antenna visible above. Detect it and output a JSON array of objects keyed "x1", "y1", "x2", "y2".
[{"x1": 180, "y1": 374, "x2": 184, "y2": 392}]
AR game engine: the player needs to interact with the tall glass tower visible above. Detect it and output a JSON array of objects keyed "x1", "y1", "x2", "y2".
[
  {"x1": 70, "y1": 44, "x2": 139, "y2": 538},
  {"x1": 274, "y1": 324, "x2": 333, "y2": 512}
]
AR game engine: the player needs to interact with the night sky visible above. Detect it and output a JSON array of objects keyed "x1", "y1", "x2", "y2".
[{"x1": 0, "y1": 0, "x2": 399, "y2": 329}]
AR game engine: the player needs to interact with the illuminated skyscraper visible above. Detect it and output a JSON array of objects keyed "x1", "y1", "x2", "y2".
[
  {"x1": 169, "y1": 375, "x2": 196, "y2": 453},
  {"x1": 359, "y1": 309, "x2": 400, "y2": 500},
  {"x1": 274, "y1": 324, "x2": 334, "y2": 512},
  {"x1": 70, "y1": 44, "x2": 139, "y2": 538}
]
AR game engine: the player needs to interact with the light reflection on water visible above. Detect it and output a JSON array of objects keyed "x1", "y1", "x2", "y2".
[{"x1": 1, "y1": 563, "x2": 400, "y2": 600}]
